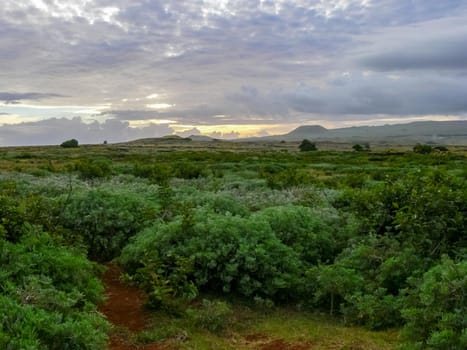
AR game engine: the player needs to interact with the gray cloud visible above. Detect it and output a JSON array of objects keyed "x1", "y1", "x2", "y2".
[
  {"x1": 1, "y1": 0, "x2": 467, "y2": 144},
  {"x1": 357, "y1": 17, "x2": 467, "y2": 71},
  {"x1": 0, "y1": 92, "x2": 65, "y2": 102},
  {"x1": 0, "y1": 117, "x2": 173, "y2": 146},
  {"x1": 228, "y1": 72, "x2": 467, "y2": 117},
  {"x1": 361, "y1": 40, "x2": 467, "y2": 71}
]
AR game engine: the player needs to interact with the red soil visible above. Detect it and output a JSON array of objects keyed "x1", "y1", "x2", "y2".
[
  {"x1": 99, "y1": 263, "x2": 168, "y2": 350},
  {"x1": 99, "y1": 264, "x2": 311, "y2": 350}
]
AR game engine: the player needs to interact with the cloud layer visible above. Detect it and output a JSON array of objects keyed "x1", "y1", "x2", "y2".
[{"x1": 1, "y1": 0, "x2": 467, "y2": 144}]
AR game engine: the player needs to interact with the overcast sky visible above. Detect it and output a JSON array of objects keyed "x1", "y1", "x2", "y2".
[{"x1": 1, "y1": 0, "x2": 467, "y2": 145}]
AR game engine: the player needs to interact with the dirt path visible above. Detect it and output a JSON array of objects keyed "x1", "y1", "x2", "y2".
[
  {"x1": 99, "y1": 263, "x2": 167, "y2": 350},
  {"x1": 99, "y1": 264, "x2": 311, "y2": 350}
]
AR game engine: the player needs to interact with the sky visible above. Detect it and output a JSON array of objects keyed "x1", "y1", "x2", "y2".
[{"x1": 1, "y1": 0, "x2": 467, "y2": 146}]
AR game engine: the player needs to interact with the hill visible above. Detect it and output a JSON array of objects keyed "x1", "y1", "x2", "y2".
[{"x1": 244, "y1": 120, "x2": 467, "y2": 145}]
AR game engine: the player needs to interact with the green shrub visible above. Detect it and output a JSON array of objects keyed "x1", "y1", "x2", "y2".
[
  {"x1": 75, "y1": 158, "x2": 112, "y2": 180},
  {"x1": 173, "y1": 162, "x2": 207, "y2": 179},
  {"x1": 60, "y1": 139, "x2": 79, "y2": 148},
  {"x1": 0, "y1": 231, "x2": 109, "y2": 349},
  {"x1": 401, "y1": 257, "x2": 467, "y2": 350},
  {"x1": 119, "y1": 208, "x2": 305, "y2": 303},
  {"x1": 260, "y1": 168, "x2": 312, "y2": 189},
  {"x1": 186, "y1": 299, "x2": 233, "y2": 333},
  {"x1": 132, "y1": 162, "x2": 173, "y2": 184},
  {"x1": 61, "y1": 189, "x2": 157, "y2": 260},
  {"x1": 299, "y1": 139, "x2": 317, "y2": 151},
  {"x1": 413, "y1": 144, "x2": 433, "y2": 154},
  {"x1": 352, "y1": 144, "x2": 364, "y2": 152},
  {"x1": 257, "y1": 206, "x2": 339, "y2": 264}
]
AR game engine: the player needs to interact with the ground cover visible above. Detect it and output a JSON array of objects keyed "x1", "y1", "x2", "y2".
[{"x1": 0, "y1": 141, "x2": 465, "y2": 349}]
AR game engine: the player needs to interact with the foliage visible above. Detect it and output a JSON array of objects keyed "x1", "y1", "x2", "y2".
[
  {"x1": 75, "y1": 158, "x2": 112, "y2": 180},
  {"x1": 0, "y1": 230, "x2": 109, "y2": 349},
  {"x1": 132, "y1": 162, "x2": 173, "y2": 184},
  {"x1": 186, "y1": 299, "x2": 233, "y2": 333},
  {"x1": 260, "y1": 167, "x2": 313, "y2": 189},
  {"x1": 60, "y1": 138, "x2": 79, "y2": 148},
  {"x1": 433, "y1": 145, "x2": 449, "y2": 152},
  {"x1": 60, "y1": 188, "x2": 158, "y2": 260},
  {"x1": 299, "y1": 139, "x2": 317, "y2": 151},
  {"x1": 119, "y1": 208, "x2": 309, "y2": 302},
  {"x1": 0, "y1": 142, "x2": 465, "y2": 348},
  {"x1": 400, "y1": 257, "x2": 467, "y2": 350},
  {"x1": 352, "y1": 143, "x2": 370, "y2": 152},
  {"x1": 413, "y1": 143, "x2": 433, "y2": 154},
  {"x1": 123, "y1": 255, "x2": 198, "y2": 312}
]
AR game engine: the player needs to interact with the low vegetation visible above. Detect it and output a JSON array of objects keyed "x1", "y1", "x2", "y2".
[{"x1": 0, "y1": 140, "x2": 465, "y2": 349}]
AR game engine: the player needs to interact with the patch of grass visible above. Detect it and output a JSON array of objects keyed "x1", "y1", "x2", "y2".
[
  {"x1": 250, "y1": 309, "x2": 399, "y2": 350},
  {"x1": 131, "y1": 301, "x2": 399, "y2": 349}
]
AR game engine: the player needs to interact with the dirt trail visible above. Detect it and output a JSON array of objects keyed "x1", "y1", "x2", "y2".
[
  {"x1": 99, "y1": 263, "x2": 167, "y2": 350},
  {"x1": 99, "y1": 263, "x2": 311, "y2": 350}
]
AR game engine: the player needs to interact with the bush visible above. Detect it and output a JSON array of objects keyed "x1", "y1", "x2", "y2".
[
  {"x1": 0, "y1": 231, "x2": 109, "y2": 349},
  {"x1": 257, "y1": 206, "x2": 339, "y2": 264},
  {"x1": 401, "y1": 257, "x2": 467, "y2": 350},
  {"x1": 413, "y1": 144, "x2": 432, "y2": 154},
  {"x1": 260, "y1": 168, "x2": 313, "y2": 189},
  {"x1": 132, "y1": 162, "x2": 173, "y2": 184},
  {"x1": 352, "y1": 144, "x2": 364, "y2": 152},
  {"x1": 186, "y1": 299, "x2": 232, "y2": 333},
  {"x1": 299, "y1": 139, "x2": 317, "y2": 151},
  {"x1": 60, "y1": 139, "x2": 79, "y2": 148},
  {"x1": 119, "y1": 208, "x2": 306, "y2": 304},
  {"x1": 61, "y1": 189, "x2": 157, "y2": 260},
  {"x1": 75, "y1": 158, "x2": 112, "y2": 180}
]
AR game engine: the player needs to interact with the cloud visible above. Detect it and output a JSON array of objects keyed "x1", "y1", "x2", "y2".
[
  {"x1": 357, "y1": 17, "x2": 467, "y2": 71},
  {"x1": 1, "y1": 0, "x2": 467, "y2": 141},
  {"x1": 0, "y1": 92, "x2": 65, "y2": 102},
  {"x1": 176, "y1": 128, "x2": 201, "y2": 138},
  {"x1": 0, "y1": 117, "x2": 173, "y2": 146},
  {"x1": 207, "y1": 130, "x2": 240, "y2": 139},
  {"x1": 227, "y1": 71, "x2": 467, "y2": 117}
]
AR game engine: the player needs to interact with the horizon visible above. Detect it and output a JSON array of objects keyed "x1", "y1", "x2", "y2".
[{"x1": 1, "y1": 1, "x2": 467, "y2": 146}]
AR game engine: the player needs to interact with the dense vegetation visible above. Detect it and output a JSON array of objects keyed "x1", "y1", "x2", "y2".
[{"x1": 0, "y1": 141, "x2": 465, "y2": 349}]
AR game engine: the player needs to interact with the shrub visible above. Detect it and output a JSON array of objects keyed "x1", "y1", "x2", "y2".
[
  {"x1": 60, "y1": 139, "x2": 79, "y2": 148},
  {"x1": 299, "y1": 139, "x2": 317, "y2": 151},
  {"x1": 132, "y1": 162, "x2": 173, "y2": 184},
  {"x1": 61, "y1": 189, "x2": 157, "y2": 260},
  {"x1": 257, "y1": 206, "x2": 339, "y2": 264},
  {"x1": 75, "y1": 158, "x2": 112, "y2": 180},
  {"x1": 186, "y1": 299, "x2": 233, "y2": 333},
  {"x1": 119, "y1": 208, "x2": 305, "y2": 303},
  {"x1": 260, "y1": 168, "x2": 313, "y2": 189},
  {"x1": 433, "y1": 145, "x2": 448, "y2": 152},
  {"x1": 401, "y1": 257, "x2": 467, "y2": 350},
  {"x1": 413, "y1": 144, "x2": 432, "y2": 154},
  {"x1": 0, "y1": 231, "x2": 109, "y2": 349},
  {"x1": 352, "y1": 144, "x2": 364, "y2": 152}
]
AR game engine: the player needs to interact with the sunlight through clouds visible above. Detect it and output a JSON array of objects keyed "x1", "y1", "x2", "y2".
[{"x1": 1, "y1": 0, "x2": 467, "y2": 144}]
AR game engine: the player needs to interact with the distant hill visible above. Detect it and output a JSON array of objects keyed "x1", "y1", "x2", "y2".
[
  {"x1": 125, "y1": 120, "x2": 467, "y2": 146},
  {"x1": 241, "y1": 120, "x2": 467, "y2": 145},
  {"x1": 286, "y1": 125, "x2": 328, "y2": 138},
  {"x1": 126, "y1": 135, "x2": 191, "y2": 144},
  {"x1": 186, "y1": 135, "x2": 215, "y2": 141}
]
